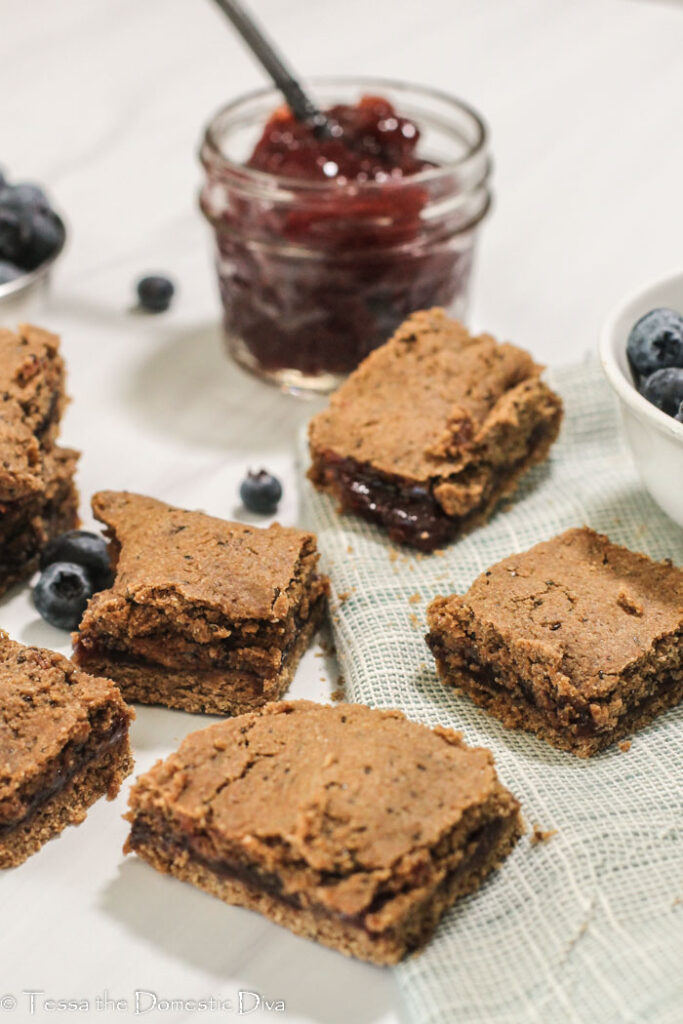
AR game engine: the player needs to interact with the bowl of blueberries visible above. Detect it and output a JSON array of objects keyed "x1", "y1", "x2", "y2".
[
  {"x1": 600, "y1": 268, "x2": 683, "y2": 529},
  {"x1": 0, "y1": 168, "x2": 66, "y2": 313}
]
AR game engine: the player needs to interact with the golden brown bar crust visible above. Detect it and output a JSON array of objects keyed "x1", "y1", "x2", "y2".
[
  {"x1": 125, "y1": 700, "x2": 522, "y2": 963},
  {"x1": 74, "y1": 593, "x2": 326, "y2": 715},
  {"x1": 85, "y1": 490, "x2": 323, "y2": 621},
  {"x1": 73, "y1": 492, "x2": 329, "y2": 714},
  {"x1": 0, "y1": 739, "x2": 133, "y2": 869},
  {"x1": 0, "y1": 325, "x2": 79, "y2": 593},
  {"x1": 0, "y1": 324, "x2": 67, "y2": 472},
  {"x1": 426, "y1": 527, "x2": 683, "y2": 756},
  {"x1": 0, "y1": 632, "x2": 134, "y2": 867},
  {"x1": 0, "y1": 445, "x2": 79, "y2": 597},
  {"x1": 308, "y1": 308, "x2": 563, "y2": 551}
]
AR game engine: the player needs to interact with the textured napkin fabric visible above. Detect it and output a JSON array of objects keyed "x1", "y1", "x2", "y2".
[{"x1": 300, "y1": 360, "x2": 683, "y2": 1024}]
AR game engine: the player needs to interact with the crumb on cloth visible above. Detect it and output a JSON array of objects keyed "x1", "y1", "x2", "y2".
[
  {"x1": 318, "y1": 636, "x2": 336, "y2": 658},
  {"x1": 530, "y1": 825, "x2": 557, "y2": 847},
  {"x1": 331, "y1": 675, "x2": 346, "y2": 702}
]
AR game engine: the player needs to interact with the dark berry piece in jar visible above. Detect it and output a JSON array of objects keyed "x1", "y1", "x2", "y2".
[
  {"x1": 40, "y1": 529, "x2": 114, "y2": 590},
  {"x1": 240, "y1": 470, "x2": 283, "y2": 514},
  {"x1": 641, "y1": 367, "x2": 683, "y2": 418},
  {"x1": 137, "y1": 275, "x2": 175, "y2": 313},
  {"x1": 627, "y1": 308, "x2": 683, "y2": 380},
  {"x1": 0, "y1": 260, "x2": 22, "y2": 285},
  {"x1": 247, "y1": 96, "x2": 434, "y2": 183},
  {"x1": 33, "y1": 562, "x2": 95, "y2": 631}
]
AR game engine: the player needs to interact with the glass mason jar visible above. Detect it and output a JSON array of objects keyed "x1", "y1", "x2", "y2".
[{"x1": 199, "y1": 77, "x2": 491, "y2": 394}]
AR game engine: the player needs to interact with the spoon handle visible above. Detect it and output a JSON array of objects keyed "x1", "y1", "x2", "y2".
[{"x1": 210, "y1": 0, "x2": 331, "y2": 136}]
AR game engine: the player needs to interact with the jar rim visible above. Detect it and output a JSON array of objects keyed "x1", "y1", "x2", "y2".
[{"x1": 200, "y1": 75, "x2": 488, "y2": 193}]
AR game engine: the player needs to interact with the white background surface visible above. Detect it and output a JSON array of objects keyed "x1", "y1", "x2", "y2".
[{"x1": 1, "y1": 1, "x2": 682, "y2": 1022}]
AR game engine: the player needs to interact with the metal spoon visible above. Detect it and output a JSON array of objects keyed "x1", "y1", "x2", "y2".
[{"x1": 209, "y1": 0, "x2": 334, "y2": 139}]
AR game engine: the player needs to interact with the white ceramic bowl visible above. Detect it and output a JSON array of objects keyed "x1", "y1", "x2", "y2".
[{"x1": 599, "y1": 269, "x2": 683, "y2": 529}]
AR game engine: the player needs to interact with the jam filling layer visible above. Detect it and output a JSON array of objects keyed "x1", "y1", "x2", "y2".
[
  {"x1": 74, "y1": 593, "x2": 327, "y2": 682},
  {"x1": 315, "y1": 453, "x2": 459, "y2": 551},
  {"x1": 0, "y1": 476, "x2": 77, "y2": 571},
  {"x1": 0, "y1": 716, "x2": 129, "y2": 839},
  {"x1": 429, "y1": 637, "x2": 683, "y2": 740},
  {"x1": 128, "y1": 815, "x2": 508, "y2": 938},
  {"x1": 313, "y1": 416, "x2": 559, "y2": 551}
]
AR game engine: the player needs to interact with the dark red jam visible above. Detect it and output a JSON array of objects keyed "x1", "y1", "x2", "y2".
[
  {"x1": 247, "y1": 95, "x2": 433, "y2": 183},
  {"x1": 203, "y1": 96, "x2": 475, "y2": 382}
]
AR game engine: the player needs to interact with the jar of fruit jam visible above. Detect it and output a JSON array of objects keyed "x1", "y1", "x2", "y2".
[{"x1": 199, "y1": 78, "x2": 491, "y2": 393}]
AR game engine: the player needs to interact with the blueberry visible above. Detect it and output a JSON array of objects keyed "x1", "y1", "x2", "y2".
[
  {"x1": 40, "y1": 530, "x2": 113, "y2": 590},
  {"x1": 0, "y1": 186, "x2": 17, "y2": 209},
  {"x1": 137, "y1": 275, "x2": 175, "y2": 313},
  {"x1": 0, "y1": 182, "x2": 61, "y2": 269},
  {"x1": 0, "y1": 260, "x2": 22, "y2": 285},
  {"x1": 641, "y1": 367, "x2": 683, "y2": 418},
  {"x1": 0, "y1": 206, "x2": 31, "y2": 263},
  {"x1": 33, "y1": 562, "x2": 94, "y2": 631},
  {"x1": 0, "y1": 182, "x2": 49, "y2": 212},
  {"x1": 627, "y1": 308, "x2": 683, "y2": 380},
  {"x1": 10, "y1": 182, "x2": 49, "y2": 209},
  {"x1": 240, "y1": 470, "x2": 282, "y2": 514},
  {"x1": 21, "y1": 209, "x2": 64, "y2": 270}
]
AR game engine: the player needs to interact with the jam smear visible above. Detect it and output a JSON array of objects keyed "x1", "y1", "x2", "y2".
[{"x1": 206, "y1": 95, "x2": 472, "y2": 379}]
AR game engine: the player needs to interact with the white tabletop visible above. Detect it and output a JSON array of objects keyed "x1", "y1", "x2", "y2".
[{"x1": 1, "y1": 1, "x2": 682, "y2": 1022}]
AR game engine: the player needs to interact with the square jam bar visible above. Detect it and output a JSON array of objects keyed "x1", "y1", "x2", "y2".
[
  {"x1": 0, "y1": 632, "x2": 133, "y2": 868},
  {"x1": 0, "y1": 324, "x2": 79, "y2": 593},
  {"x1": 125, "y1": 700, "x2": 522, "y2": 964},
  {"x1": 73, "y1": 492, "x2": 329, "y2": 715},
  {"x1": 308, "y1": 308, "x2": 563, "y2": 551},
  {"x1": 426, "y1": 528, "x2": 683, "y2": 756}
]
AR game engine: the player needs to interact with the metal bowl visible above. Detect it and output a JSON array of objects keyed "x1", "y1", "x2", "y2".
[{"x1": 0, "y1": 213, "x2": 67, "y2": 318}]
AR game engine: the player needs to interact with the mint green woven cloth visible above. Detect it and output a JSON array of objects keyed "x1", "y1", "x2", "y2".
[{"x1": 300, "y1": 361, "x2": 683, "y2": 1024}]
